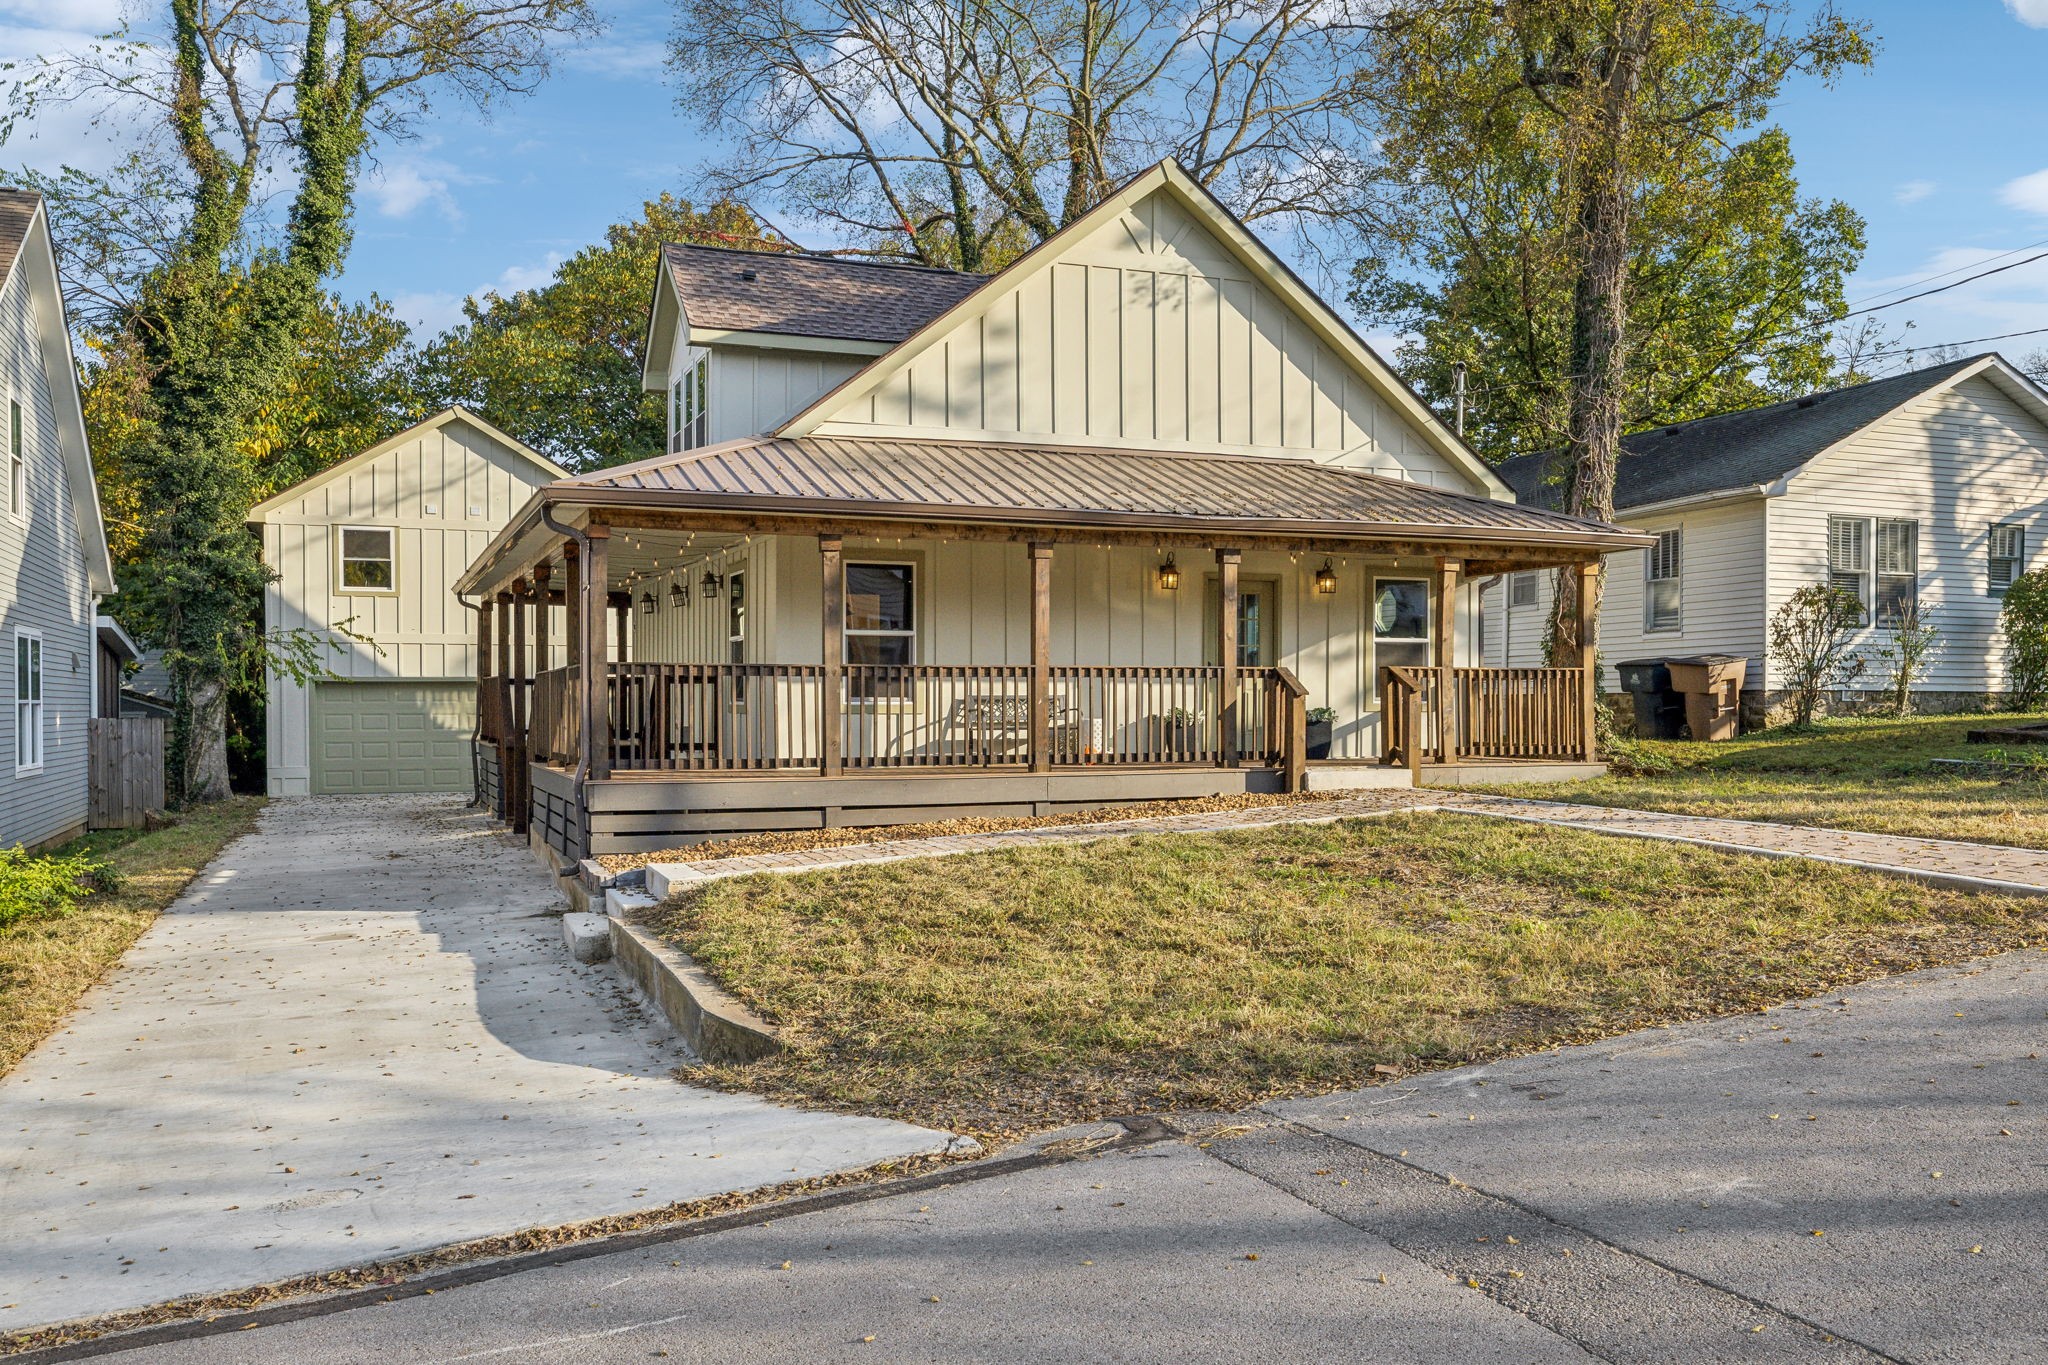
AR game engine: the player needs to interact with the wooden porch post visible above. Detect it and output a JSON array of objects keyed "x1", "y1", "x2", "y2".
[
  {"x1": 1028, "y1": 541, "x2": 1053, "y2": 774},
  {"x1": 533, "y1": 559, "x2": 554, "y2": 678},
  {"x1": 492, "y1": 590, "x2": 512, "y2": 820},
  {"x1": 510, "y1": 578, "x2": 529, "y2": 743},
  {"x1": 820, "y1": 534, "x2": 844, "y2": 777},
  {"x1": 612, "y1": 595, "x2": 630, "y2": 664},
  {"x1": 1434, "y1": 557, "x2": 1461, "y2": 764},
  {"x1": 562, "y1": 543, "x2": 581, "y2": 673},
  {"x1": 1217, "y1": 548, "x2": 1241, "y2": 767},
  {"x1": 585, "y1": 525, "x2": 612, "y2": 780},
  {"x1": 475, "y1": 597, "x2": 494, "y2": 685},
  {"x1": 1575, "y1": 560, "x2": 1600, "y2": 762}
]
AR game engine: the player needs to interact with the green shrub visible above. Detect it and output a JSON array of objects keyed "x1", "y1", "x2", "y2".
[
  {"x1": 0, "y1": 846, "x2": 116, "y2": 931},
  {"x1": 2003, "y1": 569, "x2": 2048, "y2": 710}
]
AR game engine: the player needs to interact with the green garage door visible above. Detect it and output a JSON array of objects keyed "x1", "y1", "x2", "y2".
[{"x1": 311, "y1": 681, "x2": 475, "y2": 795}]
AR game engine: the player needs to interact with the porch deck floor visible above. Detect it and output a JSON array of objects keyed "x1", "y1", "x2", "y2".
[{"x1": 633, "y1": 793, "x2": 2048, "y2": 901}]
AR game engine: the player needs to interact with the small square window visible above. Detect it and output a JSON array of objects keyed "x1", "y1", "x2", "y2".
[
  {"x1": 338, "y1": 526, "x2": 396, "y2": 592},
  {"x1": 1509, "y1": 572, "x2": 1537, "y2": 607}
]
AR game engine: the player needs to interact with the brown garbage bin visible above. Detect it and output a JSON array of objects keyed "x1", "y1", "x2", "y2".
[{"x1": 1666, "y1": 654, "x2": 1747, "y2": 741}]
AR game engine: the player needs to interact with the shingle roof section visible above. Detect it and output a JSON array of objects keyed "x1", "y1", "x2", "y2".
[
  {"x1": 663, "y1": 244, "x2": 986, "y2": 344},
  {"x1": 557, "y1": 435, "x2": 1644, "y2": 545},
  {"x1": 1497, "y1": 356, "x2": 1988, "y2": 512},
  {"x1": 0, "y1": 189, "x2": 40, "y2": 291}
]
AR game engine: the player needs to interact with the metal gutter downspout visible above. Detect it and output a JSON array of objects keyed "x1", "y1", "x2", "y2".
[{"x1": 540, "y1": 506, "x2": 594, "y2": 862}]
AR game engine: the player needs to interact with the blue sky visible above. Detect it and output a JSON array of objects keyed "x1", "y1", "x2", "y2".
[{"x1": 5, "y1": 0, "x2": 2048, "y2": 371}]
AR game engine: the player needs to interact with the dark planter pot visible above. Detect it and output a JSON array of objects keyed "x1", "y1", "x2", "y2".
[{"x1": 1306, "y1": 719, "x2": 1334, "y2": 760}]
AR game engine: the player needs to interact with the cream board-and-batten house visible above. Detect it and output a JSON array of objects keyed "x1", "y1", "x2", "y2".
[
  {"x1": 251, "y1": 407, "x2": 566, "y2": 796},
  {"x1": 454, "y1": 160, "x2": 1653, "y2": 863},
  {"x1": 1488, "y1": 354, "x2": 2048, "y2": 722}
]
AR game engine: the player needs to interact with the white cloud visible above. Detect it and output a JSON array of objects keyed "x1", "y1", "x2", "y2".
[
  {"x1": 493, "y1": 253, "x2": 564, "y2": 293},
  {"x1": 365, "y1": 151, "x2": 490, "y2": 222},
  {"x1": 563, "y1": 39, "x2": 665, "y2": 77},
  {"x1": 390, "y1": 255, "x2": 566, "y2": 337},
  {"x1": 1893, "y1": 179, "x2": 1936, "y2": 206},
  {"x1": 2005, "y1": 0, "x2": 2048, "y2": 29},
  {"x1": 2000, "y1": 167, "x2": 2048, "y2": 216},
  {"x1": 0, "y1": 0, "x2": 125, "y2": 27}
]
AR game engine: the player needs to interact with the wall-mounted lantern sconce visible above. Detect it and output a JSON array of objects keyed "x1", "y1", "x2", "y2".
[
  {"x1": 701, "y1": 569, "x2": 724, "y2": 599},
  {"x1": 639, "y1": 590, "x2": 658, "y2": 615},
  {"x1": 668, "y1": 581, "x2": 689, "y2": 609},
  {"x1": 1156, "y1": 554, "x2": 1181, "y2": 591},
  {"x1": 1314, "y1": 560, "x2": 1339, "y2": 595}
]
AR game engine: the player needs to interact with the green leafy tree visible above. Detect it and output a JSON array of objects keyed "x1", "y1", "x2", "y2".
[
  {"x1": 2001, "y1": 569, "x2": 2048, "y2": 711},
  {"x1": 1352, "y1": 0, "x2": 1874, "y2": 662},
  {"x1": 412, "y1": 196, "x2": 771, "y2": 470},
  {"x1": 10, "y1": 0, "x2": 593, "y2": 802}
]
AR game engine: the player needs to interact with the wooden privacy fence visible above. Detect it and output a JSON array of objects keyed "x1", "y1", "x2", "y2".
[{"x1": 89, "y1": 717, "x2": 165, "y2": 829}]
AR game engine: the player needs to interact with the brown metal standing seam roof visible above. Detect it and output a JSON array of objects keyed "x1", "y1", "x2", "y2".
[
  {"x1": 554, "y1": 435, "x2": 1645, "y2": 542},
  {"x1": 0, "y1": 189, "x2": 40, "y2": 291},
  {"x1": 662, "y1": 244, "x2": 986, "y2": 344}
]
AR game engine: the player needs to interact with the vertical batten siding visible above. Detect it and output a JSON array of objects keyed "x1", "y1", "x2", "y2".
[
  {"x1": 1766, "y1": 375, "x2": 2048, "y2": 695},
  {"x1": 259, "y1": 416, "x2": 558, "y2": 794},
  {"x1": 0, "y1": 262, "x2": 92, "y2": 847},
  {"x1": 631, "y1": 534, "x2": 1470, "y2": 762},
  {"x1": 690, "y1": 340, "x2": 867, "y2": 448},
  {"x1": 803, "y1": 190, "x2": 1476, "y2": 492}
]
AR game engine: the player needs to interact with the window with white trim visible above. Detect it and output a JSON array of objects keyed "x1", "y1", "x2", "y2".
[
  {"x1": 846, "y1": 562, "x2": 915, "y2": 700},
  {"x1": 1990, "y1": 523, "x2": 2026, "y2": 595},
  {"x1": 14, "y1": 629, "x2": 41, "y2": 773},
  {"x1": 1509, "y1": 572, "x2": 1537, "y2": 607},
  {"x1": 670, "y1": 354, "x2": 710, "y2": 452},
  {"x1": 1827, "y1": 515, "x2": 1870, "y2": 624},
  {"x1": 727, "y1": 570, "x2": 746, "y2": 665},
  {"x1": 337, "y1": 526, "x2": 396, "y2": 593},
  {"x1": 1371, "y1": 578, "x2": 1431, "y2": 703},
  {"x1": 8, "y1": 398, "x2": 22, "y2": 519},
  {"x1": 1874, "y1": 518, "x2": 1919, "y2": 626},
  {"x1": 1644, "y1": 529, "x2": 1681, "y2": 631}
]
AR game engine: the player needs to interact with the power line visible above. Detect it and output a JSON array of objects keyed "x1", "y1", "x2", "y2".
[
  {"x1": 1846, "y1": 235, "x2": 2048, "y2": 310},
  {"x1": 1831, "y1": 249, "x2": 2048, "y2": 322}
]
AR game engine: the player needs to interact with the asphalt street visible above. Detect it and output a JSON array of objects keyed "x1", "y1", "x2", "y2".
[{"x1": 43, "y1": 950, "x2": 2048, "y2": 1364}]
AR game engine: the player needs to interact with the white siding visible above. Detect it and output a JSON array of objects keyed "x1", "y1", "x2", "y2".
[
  {"x1": 0, "y1": 260, "x2": 92, "y2": 847},
  {"x1": 665, "y1": 326, "x2": 867, "y2": 450},
  {"x1": 1482, "y1": 496, "x2": 1769, "y2": 682},
  {"x1": 1766, "y1": 374, "x2": 2048, "y2": 694},
  {"x1": 259, "y1": 416, "x2": 559, "y2": 794},
  {"x1": 802, "y1": 190, "x2": 1481, "y2": 491}
]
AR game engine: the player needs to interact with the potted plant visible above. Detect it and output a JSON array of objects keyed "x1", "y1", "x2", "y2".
[
  {"x1": 1305, "y1": 706, "x2": 1337, "y2": 760},
  {"x1": 1150, "y1": 707, "x2": 1203, "y2": 757}
]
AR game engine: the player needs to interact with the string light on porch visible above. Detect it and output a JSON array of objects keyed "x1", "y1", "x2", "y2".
[
  {"x1": 1156, "y1": 554, "x2": 1181, "y2": 591},
  {"x1": 1314, "y1": 560, "x2": 1339, "y2": 595}
]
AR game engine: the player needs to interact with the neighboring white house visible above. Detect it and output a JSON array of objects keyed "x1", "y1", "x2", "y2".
[
  {"x1": 0, "y1": 190, "x2": 118, "y2": 849},
  {"x1": 249, "y1": 408, "x2": 565, "y2": 795},
  {"x1": 1486, "y1": 354, "x2": 2048, "y2": 719}
]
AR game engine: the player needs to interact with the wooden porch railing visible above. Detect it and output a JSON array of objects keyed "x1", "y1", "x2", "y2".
[
  {"x1": 559, "y1": 662, "x2": 1306, "y2": 776},
  {"x1": 1380, "y1": 665, "x2": 1589, "y2": 775}
]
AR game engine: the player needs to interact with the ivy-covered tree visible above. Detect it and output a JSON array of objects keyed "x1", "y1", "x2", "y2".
[
  {"x1": 411, "y1": 196, "x2": 772, "y2": 470},
  {"x1": 9, "y1": 0, "x2": 593, "y2": 802}
]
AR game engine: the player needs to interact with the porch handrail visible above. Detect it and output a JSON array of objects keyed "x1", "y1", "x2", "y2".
[{"x1": 1382, "y1": 665, "x2": 1588, "y2": 771}]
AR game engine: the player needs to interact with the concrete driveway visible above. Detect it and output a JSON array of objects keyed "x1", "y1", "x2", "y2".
[
  {"x1": 0, "y1": 796, "x2": 958, "y2": 1334},
  {"x1": 98, "y1": 950, "x2": 2048, "y2": 1364}
]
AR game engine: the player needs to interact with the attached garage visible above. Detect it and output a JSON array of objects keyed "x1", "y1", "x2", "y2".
[{"x1": 310, "y1": 682, "x2": 475, "y2": 795}]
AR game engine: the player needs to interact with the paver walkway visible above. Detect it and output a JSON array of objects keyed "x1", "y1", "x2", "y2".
[
  {"x1": 641, "y1": 789, "x2": 2048, "y2": 896},
  {"x1": 0, "y1": 796, "x2": 960, "y2": 1334}
]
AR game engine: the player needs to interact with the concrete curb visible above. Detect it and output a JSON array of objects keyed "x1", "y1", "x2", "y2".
[{"x1": 603, "y1": 888, "x2": 783, "y2": 1063}]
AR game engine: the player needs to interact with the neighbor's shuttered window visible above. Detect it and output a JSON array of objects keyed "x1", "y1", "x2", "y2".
[
  {"x1": 338, "y1": 526, "x2": 396, "y2": 592},
  {"x1": 1645, "y1": 529, "x2": 1681, "y2": 631},
  {"x1": 1990, "y1": 524, "x2": 2026, "y2": 594},
  {"x1": 1827, "y1": 515, "x2": 1870, "y2": 623}
]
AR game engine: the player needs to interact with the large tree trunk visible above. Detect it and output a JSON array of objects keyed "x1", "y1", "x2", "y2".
[
  {"x1": 1546, "y1": 9, "x2": 1648, "y2": 665},
  {"x1": 183, "y1": 675, "x2": 233, "y2": 802}
]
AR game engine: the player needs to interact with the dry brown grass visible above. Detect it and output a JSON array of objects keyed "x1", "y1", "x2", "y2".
[
  {"x1": 597, "y1": 789, "x2": 1348, "y2": 872},
  {"x1": 648, "y1": 811, "x2": 2048, "y2": 1143},
  {"x1": 0, "y1": 797, "x2": 265, "y2": 1076}
]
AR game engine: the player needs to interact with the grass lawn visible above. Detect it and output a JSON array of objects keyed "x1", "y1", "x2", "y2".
[
  {"x1": 1486, "y1": 711, "x2": 2048, "y2": 848},
  {"x1": 647, "y1": 811, "x2": 2047, "y2": 1143},
  {"x1": 0, "y1": 797, "x2": 265, "y2": 1076}
]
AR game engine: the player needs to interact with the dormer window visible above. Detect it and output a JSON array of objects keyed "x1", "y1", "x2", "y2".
[{"x1": 671, "y1": 353, "x2": 710, "y2": 452}]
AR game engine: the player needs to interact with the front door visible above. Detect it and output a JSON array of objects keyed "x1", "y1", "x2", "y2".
[{"x1": 1205, "y1": 577, "x2": 1278, "y2": 666}]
